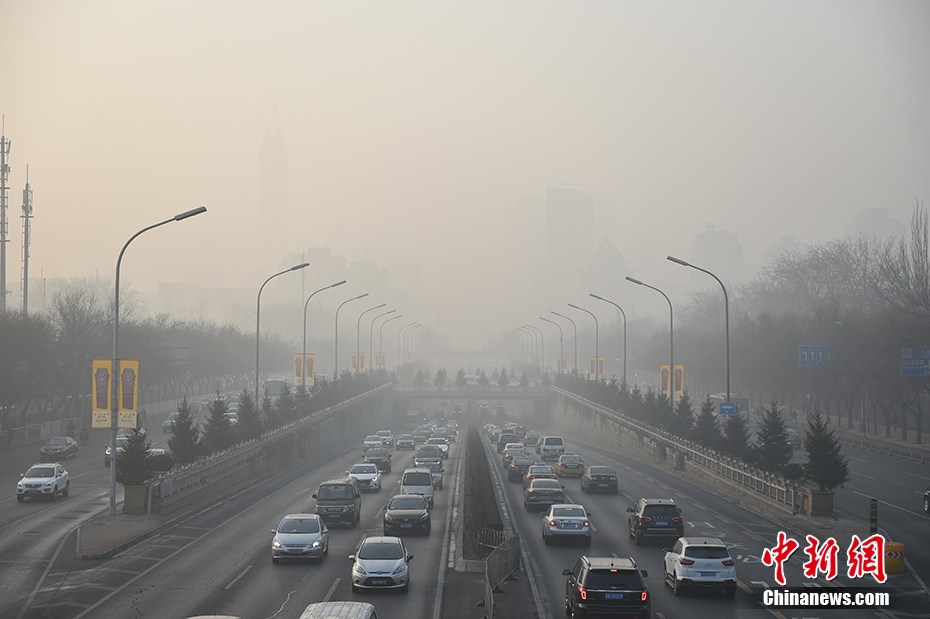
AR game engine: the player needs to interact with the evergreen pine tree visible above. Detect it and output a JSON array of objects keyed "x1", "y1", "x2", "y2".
[
  {"x1": 722, "y1": 411, "x2": 752, "y2": 460},
  {"x1": 803, "y1": 411, "x2": 850, "y2": 491},
  {"x1": 667, "y1": 391, "x2": 695, "y2": 437},
  {"x1": 478, "y1": 369, "x2": 489, "y2": 389},
  {"x1": 276, "y1": 383, "x2": 297, "y2": 424},
  {"x1": 433, "y1": 367, "x2": 448, "y2": 388},
  {"x1": 541, "y1": 371, "x2": 552, "y2": 387},
  {"x1": 415, "y1": 369, "x2": 427, "y2": 388},
  {"x1": 497, "y1": 368, "x2": 509, "y2": 389},
  {"x1": 295, "y1": 384, "x2": 312, "y2": 419},
  {"x1": 692, "y1": 395, "x2": 722, "y2": 450},
  {"x1": 520, "y1": 370, "x2": 529, "y2": 388},
  {"x1": 168, "y1": 396, "x2": 202, "y2": 465},
  {"x1": 755, "y1": 400, "x2": 792, "y2": 472},
  {"x1": 203, "y1": 395, "x2": 236, "y2": 453},
  {"x1": 641, "y1": 387, "x2": 660, "y2": 424},
  {"x1": 116, "y1": 428, "x2": 153, "y2": 485},
  {"x1": 455, "y1": 368, "x2": 467, "y2": 388},
  {"x1": 236, "y1": 389, "x2": 263, "y2": 441},
  {"x1": 261, "y1": 388, "x2": 279, "y2": 429}
]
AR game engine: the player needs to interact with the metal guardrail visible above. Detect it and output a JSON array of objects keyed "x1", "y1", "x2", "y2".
[
  {"x1": 152, "y1": 384, "x2": 393, "y2": 513},
  {"x1": 839, "y1": 432, "x2": 930, "y2": 463},
  {"x1": 482, "y1": 532, "x2": 521, "y2": 618},
  {"x1": 554, "y1": 387, "x2": 802, "y2": 514}
]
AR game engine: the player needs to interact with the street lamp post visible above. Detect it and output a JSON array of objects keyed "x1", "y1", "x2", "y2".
[
  {"x1": 356, "y1": 304, "x2": 386, "y2": 373},
  {"x1": 568, "y1": 304, "x2": 599, "y2": 382},
  {"x1": 379, "y1": 314, "x2": 404, "y2": 371},
  {"x1": 412, "y1": 327, "x2": 429, "y2": 359},
  {"x1": 334, "y1": 293, "x2": 369, "y2": 378},
  {"x1": 667, "y1": 256, "x2": 730, "y2": 403},
  {"x1": 369, "y1": 309, "x2": 397, "y2": 372},
  {"x1": 590, "y1": 293, "x2": 627, "y2": 386},
  {"x1": 397, "y1": 322, "x2": 418, "y2": 371},
  {"x1": 256, "y1": 262, "x2": 310, "y2": 406},
  {"x1": 110, "y1": 206, "x2": 207, "y2": 515},
  {"x1": 524, "y1": 323, "x2": 544, "y2": 375},
  {"x1": 301, "y1": 280, "x2": 346, "y2": 386},
  {"x1": 551, "y1": 311, "x2": 578, "y2": 375},
  {"x1": 539, "y1": 317, "x2": 564, "y2": 373},
  {"x1": 513, "y1": 328, "x2": 530, "y2": 367},
  {"x1": 626, "y1": 276, "x2": 675, "y2": 410}
]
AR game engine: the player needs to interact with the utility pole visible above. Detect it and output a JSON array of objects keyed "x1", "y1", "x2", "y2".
[
  {"x1": 0, "y1": 117, "x2": 10, "y2": 312},
  {"x1": 21, "y1": 166, "x2": 33, "y2": 313}
]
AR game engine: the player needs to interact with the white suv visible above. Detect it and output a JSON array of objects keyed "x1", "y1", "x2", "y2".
[
  {"x1": 17, "y1": 463, "x2": 70, "y2": 502},
  {"x1": 537, "y1": 436, "x2": 565, "y2": 460},
  {"x1": 663, "y1": 536, "x2": 737, "y2": 597}
]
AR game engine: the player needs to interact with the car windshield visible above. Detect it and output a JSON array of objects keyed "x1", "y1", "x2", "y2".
[
  {"x1": 389, "y1": 497, "x2": 426, "y2": 510},
  {"x1": 551, "y1": 507, "x2": 584, "y2": 517},
  {"x1": 351, "y1": 465, "x2": 378, "y2": 474},
  {"x1": 643, "y1": 505, "x2": 679, "y2": 517},
  {"x1": 25, "y1": 466, "x2": 55, "y2": 478},
  {"x1": 358, "y1": 541, "x2": 404, "y2": 560},
  {"x1": 685, "y1": 546, "x2": 731, "y2": 559},
  {"x1": 560, "y1": 455, "x2": 581, "y2": 463},
  {"x1": 589, "y1": 467, "x2": 615, "y2": 475},
  {"x1": 398, "y1": 435, "x2": 413, "y2": 441},
  {"x1": 585, "y1": 571, "x2": 643, "y2": 589},
  {"x1": 529, "y1": 466, "x2": 554, "y2": 475},
  {"x1": 376, "y1": 431, "x2": 391, "y2": 437},
  {"x1": 317, "y1": 485, "x2": 354, "y2": 500},
  {"x1": 427, "y1": 439, "x2": 446, "y2": 445},
  {"x1": 513, "y1": 457, "x2": 535, "y2": 466},
  {"x1": 365, "y1": 436, "x2": 381, "y2": 441},
  {"x1": 403, "y1": 472, "x2": 431, "y2": 486},
  {"x1": 367, "y1": 449, "x2": 388, "y2": 457},
  {"x1": 531, "y1": 479, "x2": 561, "y2": 489},
  {"x1": 426, "y1": 463, "x2": 442, "y2": 473},
  {"x1": 278, "y1": 518, "x2": 321, "y2": 534},
  {"x1": 46, "y1": 438, "x2": 68, "y2": 446}
]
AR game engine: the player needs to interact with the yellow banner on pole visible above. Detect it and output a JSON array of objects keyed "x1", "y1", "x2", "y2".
[
  {"x1": 92, "y1": 359, "x2": 112, "y2": 429},
  {"x1": 306, "y1": 353, "x2": 315, "y2": 386},
  {"x1": 294, "y1": 353, "x2": 304, "y2": 385},
  {"x1": 117, "y1": 359, "x2": 140, "y2": 429},
  {"x1": 659, "y1": 364, "x2": 685, "y2": 396}
]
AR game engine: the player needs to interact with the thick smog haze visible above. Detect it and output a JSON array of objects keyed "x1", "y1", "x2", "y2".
[{"x1": 2, "y1": 1, "x2": 929, "y2": 349}]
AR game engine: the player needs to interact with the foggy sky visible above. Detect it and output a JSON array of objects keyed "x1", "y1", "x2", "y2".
[{"x1": 2, "y1": 0, "x2": 929, "y2": 348}]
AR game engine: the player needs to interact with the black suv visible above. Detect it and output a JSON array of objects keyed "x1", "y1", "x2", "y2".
[
  {"x1": 627, "y1": 498, "x2": 684, "y2": 545},
  {"x1": 563, "y1": 556, "x2": 650, "y2": 618}
]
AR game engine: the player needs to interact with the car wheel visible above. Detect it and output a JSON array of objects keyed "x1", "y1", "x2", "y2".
[
  {"x1": 581, "y1": 483, "x2": 587, "y2": 493},
  {"x1": 17, "y1": 495, "x2": 24, "y2": 503},
  {"x1": 725, "y1": 586, "x2": 736, "y2": 598},
  {"x1": 352, "y1": 584, "x2": 360, "y2": 593},
  {"x1": 672, "y1": 575, "x2": 683, "y2": 596},
  {"x1": 62, "y1": 482, "x2": 70, "y2": 497},
  {"x1": 402, "y1": 581, "x2": 409, "y2": 593},
  {"x1": 634, "y1": 531, "x2": 643, "y2": 546},
  {"x1": 544, "y1": 534, "x2": 550, "y2": 545},
  {"x1": 583, "y1": 536, "x2": 591, "y2": 547},
  {"x1": 272, "y1": 557, "x2": 279, "y2": 564}
]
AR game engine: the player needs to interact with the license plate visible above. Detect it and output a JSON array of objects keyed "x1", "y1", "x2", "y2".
[
  {"x1": 656, "y1": 521, "x2": 668, "y2": 526},
  {"x1": 371, "y1": 579, "x2": 388, "y2": 585},
  {"x1": 700, "y1": 571, "x2": 717, "y2": 577},
  {"x1": 605, "y1": 592, "x2": 624, "y2": 600},
  {"x1": 542, "y1": 499, "x2": 555, "y2": 503},
  {"x1": 400, "y1": 524, "x2": 413, "y2": 528},
  {"x1": 597, "y1": 483, "x2": 608, "y2": 487},
  {"x1": 562, "y1": 523, "x2": 578, "y2": 528}
]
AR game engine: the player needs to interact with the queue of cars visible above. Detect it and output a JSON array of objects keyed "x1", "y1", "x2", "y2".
[{"x1": 275, "y1": 420, "x2": 454, "y2": 599}]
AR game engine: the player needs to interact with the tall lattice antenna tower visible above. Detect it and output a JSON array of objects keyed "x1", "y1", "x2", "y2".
[
  {"x1": 0, "y1": 116, "x2": 10, "y2": 312},
  {"x1": 21, "y1": 166, "x2": 33, "y2": 313}
]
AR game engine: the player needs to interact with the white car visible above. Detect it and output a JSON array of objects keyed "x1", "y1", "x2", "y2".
[
  {"x1": 424, "y1": 437, "x2": 449, "y2": 459},
  {"x1": 542, "y1": 503, "x2": 591, "y2": 546},
  {"x1": 347, "y1": 463, "x2": 382, "y2": 492},
  {"x1": 663, "y1": 536, "x2": 737, "y2": 597},
  {"x1": 363, "y1": 435, "x2": 383, "y2": 452},
  {"x1": 350, "y1": 536, "x2": 413, "y2": 593},
  {"x1": 375, "y1": 430, "x2": 394, "y2": 448},
  {"x1": 162, "y1": 412, "x2": 180, "y2": 433},
  {"x1": 17, "y1": 462, "x2": 70, "y2": 502},
  {"x1": 271, "y1": 513, "x2": 329, "y2": 563}
]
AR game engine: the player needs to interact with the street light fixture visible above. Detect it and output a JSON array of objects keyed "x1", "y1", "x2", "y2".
[
  {"x1": 109, "y1": 206, "x2": 207, "y2": 515},
  {"x1": 524, "y1": 323, "x2": 544, "y2": 375},
  {"x1": 369, "y1": 309, "x2": 397, "y2": 373},
  {"x1": 256, "y1": 262, "x2": 310, "y2": 406},
  {"x1": 539, "y1": 317, "x2": 564, "y2": 374},
  {"x1": 626, "y1": 276, "x2": 675, "y2": 410},
  {"x1": 356, "y1": 304, "x2": 387, "y2": 373},
  {"x1": 551, "y1": 311, "x2": 578, "y2": 374},
  {"x1": 590, "y1": 293, "x2": 627, "y2": 386},
  {"x1": 379, "y1": 313, "x2": 404, "y2": 371},
  {"x1": 667, "y1": 255, "x2": 730, "y2": 404},
  {"x1": 334, "y1": 293, "x2": 369, "y2": 378},
  {"x1": 512, "y1": 328, "x2": 530, "y2": 366},
  {"x1": 568, "y1": 304, "x2": 599, "y2": 382},
  {"x1": 301, "y1": 280, "x2": 346, "y2": 387},
  {"x1": 397, "y1": 321, "x2": 419, "y2": 370}
]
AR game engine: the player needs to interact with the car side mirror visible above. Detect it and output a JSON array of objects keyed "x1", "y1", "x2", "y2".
[
  {"x1": 355, "y1": 493, "x2": 361, "y2": 498},
  {"x1": 271, "y1": 529, "x2": 277, "y2": 534},
  {"x1": 19, "y1": 473, "x2": 24, "y2": 479},
  {"x1": 348, "y1": 555, "x2": 356, "y2": 561},
  {"x1": 407, "y1": 554, "x2": 414, "y2": 561},
  {"x1": 586, "y1": 510, "x2": 592, "y2": 515},
  {"x1": 640, "y1": 570, "x2": 648, "y2": 577},
  {"x1": 560, "y1": 485, "x2": 565, "y2": 489},
  {"x1": 626, "y1": 507, "x2": 634, "y2": 513},
  {"x1": 345, "y1": 471, "x2": 349, "y2": 475},
  {"x1": 311, "y1": 493, "x2": 317, "y2": 499},
  {"x1": 562, "y1": 569, "x2": 572, "y2": 576},
  {"x1": 662, "y1": 547, "x2": 670, "y2": 553}
]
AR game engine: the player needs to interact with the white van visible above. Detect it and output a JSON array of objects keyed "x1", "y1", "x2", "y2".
[
  {"x1": 539, "y1": 435, "x2": 565, "y2": 460},
  {"x1": 300, "y1": 601, "x2": 378, "y2": 619},
  {"x1": 401, "y1": 467, "x2": 435, "y2": 507}
]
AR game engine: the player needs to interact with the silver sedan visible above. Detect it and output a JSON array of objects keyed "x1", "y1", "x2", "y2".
[
  {"x1": 542, "y1": 504, "x2": 592, "y2": 546},
  {"x1": 271, "y1": 514, "x2": 329, "y2": 563}
]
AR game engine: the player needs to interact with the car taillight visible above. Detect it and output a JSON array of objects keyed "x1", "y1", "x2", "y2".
[
  {"x1": 641, "y1": 591, "x2": 648, "y2": 602},
  {"x1": 582, "y1": 521, "x2": 589, "y2": 527},
  {"x1": 679, "y1": 557, "x2": 695, "y2": 565},
  {"x1": 722, "y1": 559, "x2": 734, "y2": 566},
  {"x1": 672, "y1": 516, "x2": 683, "y2": 523},
  {"x1": 549, "y1": 520, "x2": 556, "y2": 526},
  {"x1": 528, "y1": 491, "x2": 538, "y2": 497},
  {"x1": 638, "y1": 515, "x2": 651, "y2": 522},
  {"x1": 578, "y1": 585, "x2": 587, "y2": 600}
]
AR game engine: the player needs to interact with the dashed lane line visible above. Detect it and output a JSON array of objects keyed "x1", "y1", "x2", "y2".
[
  {"x1": 852, "y1": 471, "x2": 878, "y2": 480},
  {"x1": 322, "y1": 578, "x2": 340, "y2": 603},
  {"x1": 224, "y1": 565, "x2": 252, "y2": 590},
  {"x1": 852, "y1": 491, "x2": 926, "y2": 518}
]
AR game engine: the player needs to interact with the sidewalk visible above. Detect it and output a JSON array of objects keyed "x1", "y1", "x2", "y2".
[{"x1": 75, "y1": 505, "x2": 169, "y2": 559}]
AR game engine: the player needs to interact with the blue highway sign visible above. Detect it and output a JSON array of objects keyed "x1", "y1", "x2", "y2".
[
  {"x1": 900, "y1": 347, "x2": 930, "y2": 377},
  {"x1": 799, "y1": 345, "x2": 832, "y2": 368}
]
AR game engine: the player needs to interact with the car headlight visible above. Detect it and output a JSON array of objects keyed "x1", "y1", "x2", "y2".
[
  {"x1": 353, "y1": 563, "x2": 367, "y2": 576},
  {"x1": 384, "y1": 515, "x2": 395, "y2": 523},
  {"x1": 17, "y1": 481, "x2": 24, "y2": 487},
  {"x1": 417, "y1": 513, "x2": 430, "y2": 521},
  {"x1": 343, "y1": 506, "x2": 353, "y2": 513},
  {"x1": 311, "y1": 540, "x2": 321, "y2": 548},
  {"x1": 272, "y1": 538, "x2": 282, "y2": 549},
  {"x1": 43, "y1": 481, "x2": 53, "y2": 487},
  {"x1": 393, "y1": 563, "x2": 407, "y2": 575}
]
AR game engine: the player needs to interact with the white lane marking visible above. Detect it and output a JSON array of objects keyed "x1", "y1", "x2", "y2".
[
  {"x1": 224, "y1": 564, "x2": 252, "y2": 590},
  {"x1": 15, "y1": 517, "x2": 76, "y2": 619},
  {"x1": 905, "y1": 471, "x2": 929, "y2": 480},
  {"x1": 849, "y1": 456, "x2": 869, "y2": 463},
  {"x1": 852, "y1": 491, "x2": 926, "y2": 517},
  {"x1": 322, "y1": 578, "x2": 340, "y2": 602},
  {"x1": 852, "y1": 471, "x2": 877, "y2": 480}
]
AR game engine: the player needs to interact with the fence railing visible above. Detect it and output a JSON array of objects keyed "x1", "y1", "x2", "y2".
[
  {"x1": 482, "y1": 532, "x2": 521, "y2": 618},
  {"x1": 554, "y1": 387, "x2": 802, "y2": 514}
]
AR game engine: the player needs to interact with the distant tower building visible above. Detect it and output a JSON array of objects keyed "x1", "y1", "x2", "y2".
[
  {"x1": 850, "y1": 207, "x2": 905, "y2": 242},
  {"x1": 258, "y1": 127, "x2": 287, "y2": 267},
  {"x1": 546, "y1": 186, "x2": 595, "y2": 303},
  {"x1": 0, "y1": 122, "x2": 10, "y2": 312},
  {"x1": 692, "y1": 223, "x2": 747, "y2": 282},
  {"x1": 21, "y1": 168, "x2": 33, "y2": 313}
]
